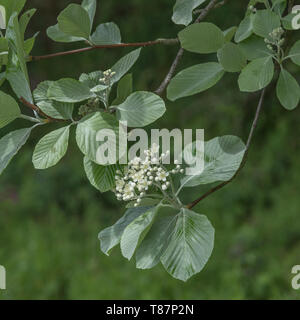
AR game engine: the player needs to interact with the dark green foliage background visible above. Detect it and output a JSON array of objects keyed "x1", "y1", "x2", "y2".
[{"x1": 0, "y1": 0, "x2": 299, "y2": 299}]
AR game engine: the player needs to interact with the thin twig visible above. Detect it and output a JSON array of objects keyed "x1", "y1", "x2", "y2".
[
  {"x1": 29, "y1": 39, "x2": 179, "y2": 62},
  {"x1": 20, "y1": 97, "x2": 67, "y2": 122},
  {"x1": 155, "y1": 0, "x2": 220, "y2": 95},
  {"x1": 187, "y1": 88, "x2": 267, "y2": 209}
]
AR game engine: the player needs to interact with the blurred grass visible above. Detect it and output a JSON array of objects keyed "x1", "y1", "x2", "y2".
[{"x1": 0, "y1": 0, "x2": 300, "y2": 300}]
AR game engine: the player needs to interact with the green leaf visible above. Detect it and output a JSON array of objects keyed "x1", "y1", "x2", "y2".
[
  {"x1": 116, "y1": 91, "x2": 166, "y2": 127},
  {"x1": 234, "y1": 14, "x2": 254, "y2": 43},
  {"x1": 32, "y1": 126, "x2": 70, "y2": 170},
  {"x1": 47, "y1": 78, "x2": 94, "y2": 103},
  {"x1": 0, "y1": 91, "x2": 20, "y2": 128},
  {"x1": 0, "y1": 127, "x2": 32, "y2": 175},
  {"x1": 252, "y1": 9, "x2": 281, "y2": 39},
  {"x1": 79, "y1": 71, "x2": 102, "y2": 88},
  {"x1": 0, "y1": 0, "x2": 26, "y2": 28},
  {"x1": 98, "y1": 206, "x2": 155, "y2": 255},
  {"x1": 238, "y1": 35, "x2": 272, "y2": 61},
  {"x1": 217, "y1": 42, "x2": 247, "y2": 72},
  {"x1": 111, "y1": 48, "x2": 141, "y2": 84},
  {"x1": 120, "y1": 206, "x2": 158, "y2": 260},
  {"x1": 83, "y1": 156, "x2": 121, "y2": 192},
  {"x1": 282, "y1": 12, "x2": 299, "y2": 30},
  {"x1": 271, "y1": 0, "x2": 287, "y2": 15},
  {"x1": 160, "y1": 208, "x2": 214, "y2": 282},
  {"x1": 179, "y1": 22, "x2": 225, "y2": 54},
  {"x1": 180, "y1": 135, "x2": 246, "y2": 188},
  {"x1": 167, "y1": 63, "x2": 224, "y2": 101},
  {"x1": 289, "y1": 40, "x2": 300, "y2": 66},
  {"x1": 24, "y1": 32, "x2": 39, "y2": 55},
  {"x1": 112, "y1": 74, "x2": 133, "y2": 105},
  {"x1": 6, "y1": 58, "x2": 33, "y2": 103},
  {"x1": 276, "y1": 69, "x2": 300, "y2": 110},
  {"x1": 58, "y1": 4, "x2": 91, "y2": 39},
  {"x1": 223, "y1": 26, "x2": 237, "y2": 42},
  {"x1": 19, "y1": 8, "x2": 37, "y2": 40},
  {"x1": 81, "y1": 0, "x2": 96, "y2": 25},
  {"x1": 47, "y1": 24, "x2": 83, "y2": 43},
  {"x1": 172, "y1": 0, "x2": 207, "y2": 26},
  {"x1": 34, "y1": 81, "x2": 74, "y2": 120},
  {"x1": 136, "y1": 211, "x2": 177, "y2": 269},
  {"x1": 238, "y1": 56, "x2": 274, "y2": 92},
  {"x1": 91, "y1": 22, "x2": 121, "y2": 45},
  {"x1": 76, "y1": 112, "x2": 119, "y2": 164},
  {"x1": 6, "y1": 12, "x2": 30, "y2": 84}
]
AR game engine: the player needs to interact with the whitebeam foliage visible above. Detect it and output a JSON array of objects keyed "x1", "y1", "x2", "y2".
[{"x1": 0, "y1": 0, "x2": 299, "y2": 282}]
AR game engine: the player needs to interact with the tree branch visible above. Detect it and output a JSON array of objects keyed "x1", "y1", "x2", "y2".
[
  {"x1": 20, "y1": 97, "x2": 67, "y2": 123},
  {"x1": 155, "y1": 0, "x2": 220, "y2": 95},
  {"x1": 29, "y1": 39, "x2": 179, "y2": 62},
  {"x1": 187, "y1": 88, "x2": 267, "y2": 210}
]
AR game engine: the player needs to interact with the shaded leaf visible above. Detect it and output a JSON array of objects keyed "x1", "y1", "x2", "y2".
[
  {"x1": 238, "y1": 56, "x2": 274, "y2": 92},
  {"x1": 0, "y1": 90, "x2": 20, "y2": 128},
  {"x1": 167, "y1": 63, "x2": 224, "y2": 101},
  {"x1": 47, "y1": 78, "x2": 94, "y2": 103},
  {"x1": 98, "y1": 206, "x2": 155, "y2": 255},
  {"x1": 276, "y1": 69, "x2": 300, "y2": 110},
  {"x1": 179, "y1": 22, "x2": 225, "y2": 54},
  {"x1": 217, "y1": 42, "x2": 247, "y2": 72},
  {"x1": 121, "y1": 206, "x2": 158, "y2": 260}
]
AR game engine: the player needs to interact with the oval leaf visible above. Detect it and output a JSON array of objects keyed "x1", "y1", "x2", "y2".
[
  {"x1": 238, "y1": 57, "x2": 274, "y2": 92},
  {"x1": 91, "y1": 22, "x2": 121, "y2": 45},
  {"x1": 234, "y1": 14, "x2": 254, "y2": 43},
  {"x1": 120, "y1": 206, "x2": 158, "y2": 260},
  {"x1": 179, "y1": 22, "x2": 225, "y2": 54},
  {"x1": 161, "y1": 209, "x2": 214, "y2": 282},
  {"x1": 32, "y1": 126, "x2": 70, "y2": 169},
  {"x1": 172, "y1": 0, "x2": 207, "y2": 26},
  {"x1": 0, "y1": 91, "x2": 20, "y2": 128},
  {"x1": 83, "y1": 156, "x2": 121, "y2": 192},
  {"x1": 0, "y1": 127, "x2": 32, "y2": 175},
  {"x1": 217, "y1": 42, "x2": 247, "y2": 72},
  {"x1": 289, "y1": 40, "x2": 300, "y2": 66},
  {"x1": 47, "y1": 78, "x2": 94, "y2": 103},
  {"x1": 116, "y1": 91, "x2": 166, "y2": 127},
  {"x1": 76, "y1": 112, "x2": 119, "y2": 164},
  {"x1": 167, "y1": 63, "x2": 225, "y2": 101},
  {"x1": 58, "y1": 4, "x2": 91, "y2": 39},
  {"x1": 252, "y1": 9, "x2": 281, "y2": 39},
  {"x1": 98, "y1": 206, "x2": 155, "y2": 255},
  {"x1": 276, "y1": 69, "x2": 300, "y2": 110},
  {"x1": 180, "y1": 135, "x2": 246, "y2": 188}
]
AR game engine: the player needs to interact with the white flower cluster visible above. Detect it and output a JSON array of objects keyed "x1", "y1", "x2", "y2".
[
  {"x1": 99, "y1": 69, "x2": 116, "y2": 85},
  {"x1": 265, "y1": 27, "x2": 285, "y2": 51},
  {"x1": 114, "y1": 144, "x2": 184, "y2": 207}
]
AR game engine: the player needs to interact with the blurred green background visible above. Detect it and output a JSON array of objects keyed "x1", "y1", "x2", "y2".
[{"x1": 0, "y1": 0, "x2": 300, "y2": 300}]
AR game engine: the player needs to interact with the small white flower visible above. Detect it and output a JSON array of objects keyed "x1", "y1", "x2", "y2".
[{"x1": 157, "y1": 170, "x2": 168, "y2": 181}]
